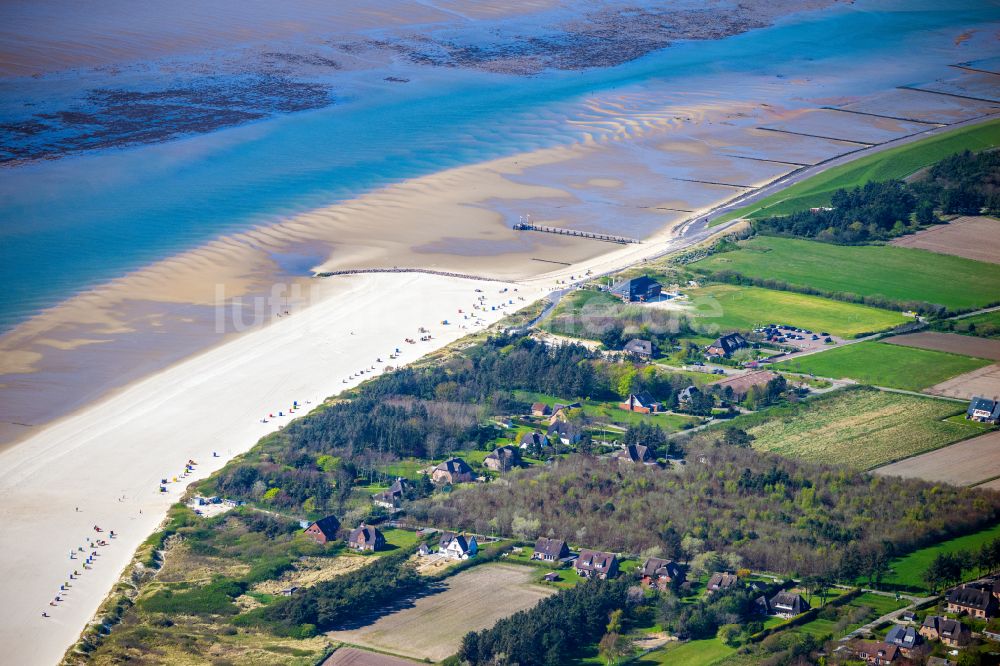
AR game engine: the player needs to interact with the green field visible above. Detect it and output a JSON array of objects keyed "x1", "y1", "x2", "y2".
[
  {"x1": 789, "y1": 593, "x2": 906, "y2": 640},
  {"x1": 713, "y1": 119, "x2": 1000, "y2": 223},
  {"x1": 882, "y1": 523, "x2": 1000, "y2": 592},
  {"x1": 689, "y1": 284, "x2": 907, "y2": 338},
  {"x1": 694, "y1": 237, "x2": 1000, "y2": 312},
  {"x1": 776, "y1": 341, "x2": 991, "y2": 391},
  {"x1": 637, "y1": 638, "x2": 735, "y2": 666},
  {"x1": 512, "y1": 390, "x2": 701, "y2": 431},
  {"x1": 937, "y1": 310, "x2": 1000, "y2": 340},
  {"x1": 726, "y1": 388, "x2": 981, "y2": 469}
]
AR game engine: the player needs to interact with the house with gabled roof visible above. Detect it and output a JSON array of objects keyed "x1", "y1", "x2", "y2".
[
  {"x1": 769, "y1": 591, "x2": 810, "y2": 618},
  {"x1": 372, "y1": 477, "x2": 411, "y2": 509},
  {"x1": 920, "y1": 616, "x2": 970, "y2": 647},
  {"x1": 615, "y1": 443, "x2": 655, "y2": 464},
  {"x1": 519, "y1": 431, "x2": 549, "y2": 451},
  {"x1": 853, "y1": 640, "x2": 899, "y2": 665},
  {"x1": 432, "y1": 457, "x2": 475, "y2": 484},
  {"x1": 623, "y1": 339, "x2": 654, "y2": 358},
  {"x1": 945, "y1": 584, "x2": 996, "y2": 618},
  {"x1": 640, "y1": 557, "x2": 684, "y2": 590},
  {"x1": 706, "y1": 332, "x2": 749, "y2": 358},
  {"x1": 619, "y1": 392, "x2": 662, "y2": 414},
  {"x1": 576, "y1": 549, "x2": 618, "y2": 579},
  {"x1": 547, "y1": 420, "x2": 582, "y2": 446},
  {"x1": 610, "y1": 276, "x2": 662, "y2": 302},
  {"x1": 484, "y1": 445, "x2": 521, "y2": 473},
  {"x1": 532, "y1": 537, "x2": 569, "y2": 562},
  {"x1": 531, "y1": 402, "x2": 552, "y2": 417},
  {"x1": 967, "y1": 396, "x2": 1000, "y2": 424},
  {"x1": 439, "y1": 532, "x2": 478, "y2": 560},
  {"x1": 303, "y1": 515, "x2": 341, "y2": 545},
  {"x1": 706, "y1": 571, "x2": 740, "y2": 594},
  {"x1": 348, "y1": 523, "x2": 386, "y2": 552},
  {"x1": 885, "y1": 624, "x2": 921, "y2": 656}
]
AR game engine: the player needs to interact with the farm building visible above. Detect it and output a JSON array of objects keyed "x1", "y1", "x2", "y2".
[
  {"x1": 769, "y1": 591, "x2": 810, "y2": 618},
  {"x1": 623, "y1": 338, "x2": 654, "y2": 358},
  {"x1": 920, "y1": 616, "x2": 970, "y2": 647},
  {"x1": 303, "y1": 515, "x2": 341, "y2": 545},
  {"x1": 532, "y1": 537, "x2": 569, "y2": 562},
  {"x1": 945, "y1": 584, "x2": 995, "y2": 618},
  {"x1": 575, "y1": 549, "x2": 618, "y2": 579},
  {"x1": 518, "y1": 431, "x2": 549, "y2": 450},
  {"x1": 710, "y1": 369, "x2": 779, "y2": 401},
  {"x1": 372, "y1": 477, "x2": 411, "y2": 509},
  {"x1": 432, "y1": 457, "x2": 475, "y2": 484},
  {"x1": 610, "y1": 275, "x2": 662, "y2": 302},
  {"x1": 640, "y1": 558, "x2": 684, "y2": 590},
  {"x1": 706, "y1": 571, "x2": 740, "y2": 593},
  {"x1": 547, "y1": 420, "x2": 582, "y2": 446},
  {"x1": 706, "y1": 332, "x2": 749, "y2": 358},
  {"x1": 619, "y1": 392, "x2": 662, "y2": 414},
  {"x1": 966, "y1": 396, "x2": 1000, "y2": 424},
  {"x1": 439, "y1": 532, "x2": 478, "y2": 560},
  {"x1": 615, "y1": 443, "x2": 655, "y2": 464},
  {"x1": 348, "y1": 524, "x2": 386, "y2": 552},
  {"x1": 483, "y1": 445, "x2": 521, "y2": 472}
]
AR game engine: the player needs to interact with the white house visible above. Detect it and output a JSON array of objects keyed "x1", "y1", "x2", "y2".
[{"x1": 440, "y1": 533, "x2": 478, "y2": 560}]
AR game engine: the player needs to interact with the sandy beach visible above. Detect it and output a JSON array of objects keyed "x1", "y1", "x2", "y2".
[{"x1": 0, "y1": 271, "x2": 544, "y2": 666}]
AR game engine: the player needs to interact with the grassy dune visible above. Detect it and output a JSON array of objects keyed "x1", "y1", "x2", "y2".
[{"x1": 713, "y1": 119, "x2": 1000, "y2": 223}]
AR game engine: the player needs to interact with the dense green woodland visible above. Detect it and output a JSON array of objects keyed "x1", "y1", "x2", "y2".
[
  {"x1": 754, "y1": 150, "x2": 999, "y2": 244},
  {"x1": 409, "y1": 448, "x2": 1000, "y2": 578}
]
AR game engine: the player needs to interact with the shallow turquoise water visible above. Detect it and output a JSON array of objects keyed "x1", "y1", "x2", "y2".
[{"x1": 0, "y1": 0, "x2": 997, "y2": 331}]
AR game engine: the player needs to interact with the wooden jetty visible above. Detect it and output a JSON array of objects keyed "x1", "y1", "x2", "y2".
[{"x1": 512, "y1": 222, "x2": 640, "y2": 244}]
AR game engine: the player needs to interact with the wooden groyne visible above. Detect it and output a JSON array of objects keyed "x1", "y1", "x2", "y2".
[{"x1": 512, "y1": 223, "x2": 640, "y2": 244}]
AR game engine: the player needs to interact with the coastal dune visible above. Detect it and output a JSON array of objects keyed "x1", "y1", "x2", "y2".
[{"x1": 0, "y1": 272, "x2": 527, "y2": 666}]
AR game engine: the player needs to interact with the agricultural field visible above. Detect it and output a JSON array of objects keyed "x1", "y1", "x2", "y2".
[
  {"x1": 890, "y1": 216, "x2": 1000, "y2": 265},
  {"x1": 776, "y1": 341, "x2": 992, "y2": 391},
  {"x1": 874, "y1": 431, "x2": 1000, "y2": 487},
  {"x1": 926, "y1": 363, "x2": 1000, "y2": 401},
  {"x1": 693, "y1": 236, "x2": 1000, "y2": 312},
  {"x1": 325, "y1": 647, "x2": 422, "y2": 666},
  {"x1": 688, "y1": 284, "x2": 907, "y2": 338},
  {"x1": 883, "y1": 331, "x2": 1000, "y2": 361},
  {"x1": 881, "y1": 523, "x2": 1000, "y2": 592},
  {"x1": 713, "y1": 119, "x2": 1000, "y2": 222},
  {"x1": 726, "y1": 388, "x2": 981, "y2": 469},
  {"x1": 327, "y1": 563, "x2": 553, "y2": 662}
]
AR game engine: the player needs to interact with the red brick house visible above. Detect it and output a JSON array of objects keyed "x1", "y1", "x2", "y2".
[
  {"x1": 619, "y1": 392, "x2": 662, "y2": 414},
  {"x1": 576, "y1": 550, "x2": 618, "y2": 580},
  {"x1": 853, "y1": 641, "x2": 899, "y2": 665},
  {"x1": 348, "y1": 523, "x2": 386, "y2": 552},
  {"x1": 946, "y1": 584, "x2": 996, "y2": 618},
  {"x1": 303, "y1": 515, "x2": 341, "y2": 545},
  {"x1": 640, "y1": 557, "x2": 684, "y2": 590}
]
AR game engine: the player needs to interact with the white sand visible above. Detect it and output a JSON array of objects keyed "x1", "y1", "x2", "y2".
[{"x1": 0, "y1": 272, "x2": 535, "y2": 666}]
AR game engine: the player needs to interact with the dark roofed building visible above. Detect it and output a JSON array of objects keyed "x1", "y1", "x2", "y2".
[
  {"x1": 769, "y1": 591, "x2": 810, "y2": 618},
  {"x1": 610, "y1": 276, "x2": 662, "y2": 302},
  {"x1": 616, "y1": 443, "x2": 655, "y2": 464},
  {"x1": 623, "y1": 339, "x2": 654, "y2": 358},
  {"x1": 547, "y1": 420, "x2": 582, "y2": 446},
  {"x1": 640, "y1": 557, "x2": 684, "y2": 590},
  {"x1": 531, "y1": 402, "x2": 552, "y2": 417},
  {"x1": 619, "y1": 392, "x2": 662, "y2": 414},
  {"x1": 706, "y1": 572, "x2": 740, "y2": 593},
  {"x1": 920, "y1": 616, "x2": 970, "y2": 647},
  {"x1": 372, "y1": 477, "x2": 411, "y2": 509},
  {"x1": 706, "y1": 332, "x2": 749, "y2": 358},
  {"x1": 885, "y1": 624, "x2": 921, "y2": 655},
  {"x1": 303, "y1": 515, "x2": 341, "y2": 545},
  {"x1": 967, "y1": 396, "x2": 1000, "y2": 424},
  {"x1": 945, "y1": 584, "x2": 996, "y2": 618},
  {"x1": 532, "y1": 537, "x2": 569, "y2": 562},
  {"x1": 348, "y1": 523, "x2": 385, "y2": 552},
  {"x1": 484, "y1": 445, "x2": 521, "y2": 473},
  {"x1": 519, "y1": 431, "x2": 549, "y2": 451},
  {"x1": 432, "y1": 457, "x2": 475, "y2": 484},
  {"x1": 576, "y1": 549, "x2": 619, "y2": 579},
  {"x1": 853, "y1": 640, "x2": 899, "y2": 665}
]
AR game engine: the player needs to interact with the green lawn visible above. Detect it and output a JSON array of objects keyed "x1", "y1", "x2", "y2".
[
  {"x1": 726, "y1": 387, "x2": 981, "y2": 469},
  {"x1": 713, "y1": 119, "x2": 1000, "y2": 223},
  {"x1": 936, "y1": 310, "x2": 1000, "y2": 340},
  {"x1": 512, "y1": 390, "x2": 700, "y2": 432},
  {"x1": 381, "y1": 528, "x2": 422, "y2": 550},
  {"x1": 693, "y1": 237, "x2": 1000, "y2": 312},
  {"x1": 637, "y1": 638, "x2": 735, "y2": 666},
  {"x1": 882, "y1": 523, "x2": 1000, "y2": 592},
  {"x1": 776, "y1": 341, "x2": 991, "y2": 391},
  {"x1": 688, "y1": 284, "x2": 907, "y2": 338}
]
